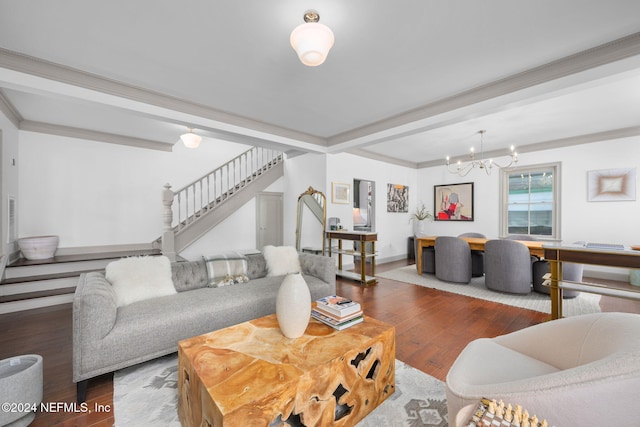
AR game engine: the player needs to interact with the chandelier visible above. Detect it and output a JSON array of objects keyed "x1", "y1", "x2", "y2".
[
  {"x1": 446, "y1": 130, "x2": 517, "y2": 176},
  {"x1": 290, "y1": 10, "x2": 335, "y2": 66}
]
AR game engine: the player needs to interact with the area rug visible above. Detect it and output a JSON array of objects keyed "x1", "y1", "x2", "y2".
[
  {"x1": 113, "y1": 354, "x2": 448, "y2": 427},
  {"x1": 378, "y1": 265, "x2": 601, "y2": 317}
]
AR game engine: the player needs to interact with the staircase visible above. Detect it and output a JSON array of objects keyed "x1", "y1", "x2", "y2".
[
  {"x1": 0, "y1": 147, "x2": 284, "y2": 313},
  {"x1": 0, "y1": 248, "x2": 162, "y2": 314},
  {"x1": 159, "y1": 147, "x2": 284, "y2": 259}
]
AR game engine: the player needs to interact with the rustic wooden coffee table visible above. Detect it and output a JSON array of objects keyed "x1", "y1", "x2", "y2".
[{"x1": 177, "y1": 314, "x2": 395, "y2": 427}]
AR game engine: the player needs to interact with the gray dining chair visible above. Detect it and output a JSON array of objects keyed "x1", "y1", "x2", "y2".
[
  {"x1": 504, "y1": 234, "x2": 550, "y2": 289},
  {"x1": 435, "y1": 236, "x2": 472, "y2": 284},
  {"x1": 458, "y1": 232, "x2": 486, "y2": 277},
  {"x1": 484, "y1": 239, "x2": 532, "y2": 294}
]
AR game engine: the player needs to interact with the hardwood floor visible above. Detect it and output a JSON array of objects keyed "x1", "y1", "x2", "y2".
[{"x1": 1, "y1": 259, "x2": 638, "y2": 427}]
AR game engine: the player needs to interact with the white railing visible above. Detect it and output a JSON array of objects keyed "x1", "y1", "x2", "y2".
[{"x1": 162, "y1": 147, "x2": 283, "y2": 235}]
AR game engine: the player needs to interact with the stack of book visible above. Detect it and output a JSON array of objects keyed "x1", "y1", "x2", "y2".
[{"x1": 312, "y1": 295, "x2": 364, "y2": 330}]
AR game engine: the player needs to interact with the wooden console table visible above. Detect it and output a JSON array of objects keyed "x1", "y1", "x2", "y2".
[
  {"x1": 543, "y1": 244, "x2": 640, "y2": 319},
  {"x1": 326, "y1": 230, "x2": 377, "y2": 285}
]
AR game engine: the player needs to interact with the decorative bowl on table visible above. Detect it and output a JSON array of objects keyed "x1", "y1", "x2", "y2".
[{"x1": 18, "y1": 235, "x2": 59, "y2": 260}]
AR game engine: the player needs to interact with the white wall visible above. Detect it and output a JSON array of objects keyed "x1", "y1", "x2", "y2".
[
  {"x1": 18, "y1": 131, "x2": 252, "y2": 248},
  {"x1": 326, "y1": 153, "x2": 419, "y2": 262},
  {"x1": 0, "y1": 113, "x2": 19, "y2": 256},
  {"x1": 416, "y1": 136, "x2": 640, "y2": 246},
  {"x1": 15, "y1": 129, "x2": 640, "y2": 270}
]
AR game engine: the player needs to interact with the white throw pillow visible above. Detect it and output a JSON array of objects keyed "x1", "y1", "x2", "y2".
[
  {"x1": 262, "y1": 245, "x2": 301, "y2": 277},
  {"x1": 106, "y1": 256, "x2": 177, "y2": 307}
]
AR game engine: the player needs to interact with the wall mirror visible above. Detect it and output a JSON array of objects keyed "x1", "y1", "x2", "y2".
[
  {"x1": 295, "y1": 187, "x2": 326, "y2": 255},
  {"x1": 353, "y1": 179, "x2": 375, "y2": 232}
]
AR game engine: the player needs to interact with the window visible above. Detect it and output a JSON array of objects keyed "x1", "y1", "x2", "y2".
[{"x1": 500, "y1": 163, "x2": 560, "y2": 240}]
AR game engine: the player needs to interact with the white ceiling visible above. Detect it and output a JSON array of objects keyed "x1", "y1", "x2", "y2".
[{"x1": 0, "y1": 0, "x2": 639, "y2": 167}]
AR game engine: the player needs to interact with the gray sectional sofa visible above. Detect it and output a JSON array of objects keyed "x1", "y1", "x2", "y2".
[{"x1": 72, "y1": 252, "x2": 335, "y2": 402}]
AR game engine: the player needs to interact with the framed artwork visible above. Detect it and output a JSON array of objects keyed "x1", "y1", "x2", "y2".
[
  {"x1": 331, "y1": 182, "x2": 351, "y2": 204},
  {"x1": 387, "y1": 184, "x2": 408, "y2": 212},
  {"x1": 434, "y1": 182, "x2": 474, "y2": 221},
  {"x1": 587, "y1": 168, "x2": 636, "y2": 202}
]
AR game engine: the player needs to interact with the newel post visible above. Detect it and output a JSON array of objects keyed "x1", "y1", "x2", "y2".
[{"x1": 162, "y1": 183, "x2": 176, "y2": 262}]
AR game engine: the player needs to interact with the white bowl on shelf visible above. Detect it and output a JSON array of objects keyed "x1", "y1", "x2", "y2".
[{"x1": 18, "y1": 235, "x2": 59, "y2": 260}]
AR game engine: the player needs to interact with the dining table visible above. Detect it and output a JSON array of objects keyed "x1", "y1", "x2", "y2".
[{"x1": 415, "y1": 236, "x2": 545, "y2": 274}]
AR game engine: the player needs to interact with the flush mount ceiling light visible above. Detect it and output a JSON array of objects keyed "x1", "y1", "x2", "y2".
[
  {"x1": 446, "y1": 130, "x2": 518, "y2": 176},
  {"x1": 180, "y1": 129, "x2": 202, "y2": 149},
  {"x1": 290, "y1": 10, "x2": 335, "y2": 66}
]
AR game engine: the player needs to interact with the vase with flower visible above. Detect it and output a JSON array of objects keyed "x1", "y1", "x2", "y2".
[{"x1": 409, "y1": 202, "x2": 433, "y2": 236}]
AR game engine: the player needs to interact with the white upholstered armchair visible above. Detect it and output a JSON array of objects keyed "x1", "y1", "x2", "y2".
[{"x1": 446, "y1": 312, "x2": 640, "y2": 426}]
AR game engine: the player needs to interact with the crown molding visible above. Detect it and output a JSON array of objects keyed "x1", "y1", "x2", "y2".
[
  {"x1": 348, "y1": 147, "x2": 418, "y2": 169},
  {"x1": 0, "y1": 89, "x2": 21, "y2": 128},
  {"x1": 328, "y1": 31, "x2": 640, "y2": 148},
  {"x1": 516, "y1": 126, "x2": 640, "y2": 154},
  {"x1": 417, "y1": 126, "x2": 640, "y2": 169},
  {"x1": 0, "y1": 48, "x2": 326, "y2": 148},
  {"x1": 20, "y1": 120, "x2": 173, "y2": 152}
]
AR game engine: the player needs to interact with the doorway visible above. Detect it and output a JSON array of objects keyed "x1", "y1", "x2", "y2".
[
  {"x1": 353, "y1": 178, "x2": 375, "y2": 232},
  {"x1": 256, "y1": 192, "x2": 283, "y2": 250}
]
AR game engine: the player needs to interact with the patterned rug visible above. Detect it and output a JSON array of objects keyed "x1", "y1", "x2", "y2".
[
  {"x1": 113, "y1": 355, "x2": 448, "y2": 427},
  {"x1": 378, "y1": 265, "x2": 601, "y2": 317}
]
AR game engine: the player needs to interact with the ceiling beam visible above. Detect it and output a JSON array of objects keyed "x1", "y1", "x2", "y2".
[
  {"x1": 20, "y1": 121, "x2": 173, "y2": 152},
  {"x1": 327, "y1": 31, "x2": 640, "y2": 151},
  {"x1": 0, "y1": 48, "x2": 327, "y2": 150}
]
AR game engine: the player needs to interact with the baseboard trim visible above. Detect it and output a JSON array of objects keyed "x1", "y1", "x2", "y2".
[{"x1": 54, "y1": 243, "x2": 156, "y2": 256}]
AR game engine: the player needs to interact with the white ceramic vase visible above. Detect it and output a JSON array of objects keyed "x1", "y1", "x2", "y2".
[
  {"x1": 413, "y1": 220, "x2": 427, "y2": 236},
  {"x1": 276, "y1": 273, "x2": 311, "y2": 339}
]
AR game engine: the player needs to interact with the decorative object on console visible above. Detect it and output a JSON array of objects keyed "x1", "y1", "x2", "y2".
[
  {"x1": 587, "y1": 167, "x2": 636, "y2": 201},
  {"x1": 434, "y1": 182, "x2": 474, "y2": 221},
  {"x1": 276, "y1": 273, "x2": 312, "y2": 338},
  {"x1": 446, "y1": 130, "x2": 517, "y2": 176},
  {"x1": 203, "y1": 252, "x2": 249, "y2": 287},
  {"x1": 387, "y1": 183, "x2": 409, "y2": 212},
  {"x1": 263, "y1": 245, "x2": 301, "y2": 276},
  {"x1": 18, "y1": 235, "x2": 59, "y2": 260},
  {"x1": 290, "y1": 10, "x2": 335, "y2": 67},
  {"x1": 105, "y1": 256, "x2": 176, "y2": 307}
]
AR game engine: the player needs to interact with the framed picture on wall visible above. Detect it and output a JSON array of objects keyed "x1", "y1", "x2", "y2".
[
  {"x1": 387, "y1": 183, "x2": 408, "y2": 212},
  {"x1": 587, "y1": 168, "x2": 636, "y2": 202},
  {"x1": 332, "y1": 182, "x2": 351, "y2": 204},
  {"x1": 434, "y1": 182, "x2": 474, "y2": 221}
]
